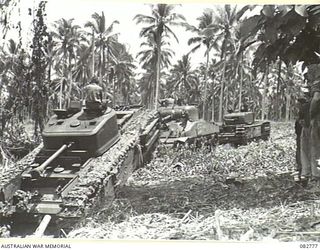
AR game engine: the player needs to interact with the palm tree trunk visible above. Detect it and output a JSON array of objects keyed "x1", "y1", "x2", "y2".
[
  {"x1": 124, "y1": 83, "x2": 129, "y2": 106},
  {"x1": 113, "y1": 77, "x2": 116, "y2": 107},
  {"x1": 238, "y1": 54, "x2": 243, "y2": 110},
  {"x1": 203, "y1": 47, "x2": 209, "y2": 120},
  {"x1": 48, "y1": 60, "x2": 52, "y2": 82},
  {"x1": 106, "y1": 49, "x2": 110, "y2": 92},
  {"x1": 67, "y1": 55, "x2": 73, "y2": 104},
  {"x1": 81, "y1": 69, "x2": 85, "y2": 99},
  {"x1": 59, "y1": 81, "x2": 63, "y2": 109},
  {"x1": 211, "y1": 95, "x2": 215, "y2": 121},
  {"x1": 59, "y1": 56, "x2": 67, "y2": 109},
  {"x1": 225, "y1": 85, "x2": 229, "y2": 111},
  {"x1": 99, "y1": 36, "x2": 103, "y2": 85},
  {"x1": 102, "y1": 44, "x2": 106, "y2": 86},
  {"x1": 150, "y1": 80, "x2": 154, "y2": 109},
  {"x1": 262, "y1": 65, "x2": 269, "y2": 120},
  {"x1": 285, "y1": 87, "x2": 291, "y2": 121},
  {"x1": 154, "y1": 37, "x2": 161, "y2": 110},
  {"x1": 219, "y1": 59, "x2": 226, "y2": 122},
  {"x1": 91, "y1": 28, "x2": 95, "y2": 77},
  {"x1": 276, "y1": 58, "x2": 281, "y2": 120}
]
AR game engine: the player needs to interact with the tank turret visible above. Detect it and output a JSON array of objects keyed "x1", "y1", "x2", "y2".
[
  {"x1": 223, "y1": 111, "x2": 255, "y2": 126},
  {"x1": 158, "y1": 105, "x2": 199, "y2": 122},
  {"x1": 42, "y1": 107, "x2": 120, "y2": 157}
]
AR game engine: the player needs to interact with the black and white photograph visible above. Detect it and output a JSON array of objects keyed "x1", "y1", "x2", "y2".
[{"x1": 0, "y1": 0, "x2": 320, "y2": 245}]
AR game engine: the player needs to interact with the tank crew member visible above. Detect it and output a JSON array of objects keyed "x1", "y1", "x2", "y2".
[
  {"x1": 227, "y1": 108, "x2": 233, "y2": 114},
  {"x1": 84, "y1": 77, "x2": 103, "y2": 111},
  {"x1": 240, "y1": 97, "x2": 249, "y2": 112},
  {"x1": 240, "y1": 104, "x2": 248, "y2": 112},
  {"x1": 307, "y1": 64, "x2": 320, "y2": 187}
]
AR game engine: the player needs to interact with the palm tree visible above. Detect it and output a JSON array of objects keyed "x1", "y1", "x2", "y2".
[
  {"x1": 52, "y1": 18, "x2": 81, "y2": 108},
  {"x1": 4, "y1": 40, "x2": 28, "y2": 121},
  {"x1": 137, "y1": 33, "x2": 174, "y2": 71},
  {"x1": 138, "y1": 71, "x2": 156, "y2": 108},
  {"x1": 137, "y1": 32, "x2": 174, "y2": 108},
  {"x1": 73, "y1": 43, "x2": 92, "y2": 98},
  {"x1": 186, "y1": 9, "x2": 219, "y2": 120},
  {"x1": 109, "y1": 45, "x2": 136, "y2": 106},
  {"x1": 167, "y1": 54, "x2": 199, "y2": 104},
  {"x1": 85, "y1": 12, "x2": 119, "y2": 87},
  {"x1": 43, "y1": 33, "x2": 57, "y2": 83},
  {"x1": 210, "y1": 5, "x2": 252, "y2": 121},
  {"x1": 134, "y1": 4, "x2": 185, "y2": 109}
]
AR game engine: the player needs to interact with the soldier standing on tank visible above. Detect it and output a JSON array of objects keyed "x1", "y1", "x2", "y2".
[{"x1": 307, "y1": 65, "x2": 320, "y2": 187}]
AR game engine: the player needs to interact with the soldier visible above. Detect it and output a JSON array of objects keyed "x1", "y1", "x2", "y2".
[
  {"x1": 240, "y1": 97, "x2": 249, "y2": 112},
  {"x1": 294, "y1": 99, "x2": 303, "y2": 182},
  {"x1": 297, "y1": 87, "x2": 311, "y2": 186},
  {"x1": 83, "y1": 77, "x2": 103, "y2": 111},
  {"x1": 0, "y1": 188, "x2": 4, "y2": 203},
  {"x1": 307, "y1": 64, "x2": 320, "y2": 187}
]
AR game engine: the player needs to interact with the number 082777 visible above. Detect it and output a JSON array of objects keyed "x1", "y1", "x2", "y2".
[{"x1": 300, "y1": 244, "x2": 318, "y2": 248}]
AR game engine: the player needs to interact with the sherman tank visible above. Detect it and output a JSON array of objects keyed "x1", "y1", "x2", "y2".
[
  {"x1": 0, "y1": 101, "x2": 160, "y2": 237},
  {"x1": 218, "y1": 111, "x2": 270, "y2": 145}
]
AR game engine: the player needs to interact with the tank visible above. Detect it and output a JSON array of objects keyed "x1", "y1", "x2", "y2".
[
  {"x1": 218, "y1": 111, "x2": 270, "y2": 145},
  {"x1": 158, "y1": 105, "x2": 219, "y2": 147},
  {"x1": 0, "y1": 102, "x2": 160, "y2": 237}
]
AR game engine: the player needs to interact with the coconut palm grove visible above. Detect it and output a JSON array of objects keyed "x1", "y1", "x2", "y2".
[{"x1": 1, "y1": 1, "x2": 320, "y2": 242}]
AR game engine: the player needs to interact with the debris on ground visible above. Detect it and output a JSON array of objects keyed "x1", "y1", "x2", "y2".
[{"x1": 68, "y1": 122, "x2": 320, "y2": 241}]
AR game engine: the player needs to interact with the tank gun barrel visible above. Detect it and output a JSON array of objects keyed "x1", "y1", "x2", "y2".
[
  {"x1": 160, "y1": 109, "x2": 187, "y2": 121},
  {"x1": 162, "y1": 115, "x2": 172, "y2": 124},
  {"x1": 29, "y1": 142, "x2": 74, "y2": 178},
  {"x1": 32, "y1": 215, "x2": 52, "y2": 237}
]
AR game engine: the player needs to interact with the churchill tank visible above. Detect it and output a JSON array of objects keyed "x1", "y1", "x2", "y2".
[{"x1": 0, "y1": 101, "x2": 160, "y2": 237}]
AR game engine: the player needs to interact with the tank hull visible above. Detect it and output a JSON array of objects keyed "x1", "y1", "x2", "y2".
[{"x1": 219, "y1": 121, "x2": 271, "y2": 145}]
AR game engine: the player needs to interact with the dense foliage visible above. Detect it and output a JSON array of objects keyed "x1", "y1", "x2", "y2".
[{"x1": 0, "y1": 3, "x2": 319, "y2": 157}]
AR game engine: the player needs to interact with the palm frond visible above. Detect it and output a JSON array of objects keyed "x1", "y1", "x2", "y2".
[{"x1": 164, "y1": 24, "x2": 179, "y2": 43}]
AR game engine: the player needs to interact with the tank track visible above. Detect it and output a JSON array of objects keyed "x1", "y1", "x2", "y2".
[
  {"x1": 58, "y1": 109, "x2": 159, "y2": 218},
  {"x1": 0, "y1": 144, "x2": 43, "y2": 198}
]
